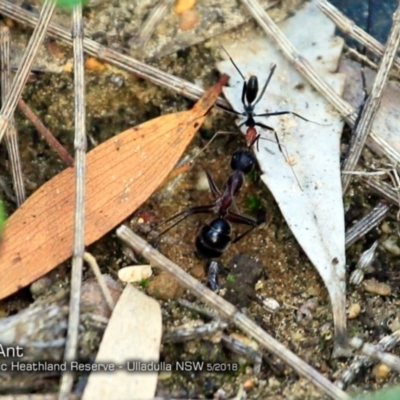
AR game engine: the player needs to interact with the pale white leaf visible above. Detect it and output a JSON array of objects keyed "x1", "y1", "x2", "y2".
[{"x1": 217, "y1": 0, "x2": 349, "y2": 355}]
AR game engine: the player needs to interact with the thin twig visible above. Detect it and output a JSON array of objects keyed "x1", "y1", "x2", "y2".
[
  {"x1": 344, "y1": 44, "x2": 379, "y2": 71},
  {"x1": 341, "y1": 4, "x2": 400, "y2": 192},
  {"x1": 336, "y1": 329, "x2": 400, "y2": 389},
  {"x1": 0, "y1": 1, "x2": 230, "y2": 109},
  {"x1": 238, "y1": 0, "x2": 400, "y2": 166},
  {"x1": 362, "y1": 178, "x2": 400, "y2": 206},
  {"x1": 135, "y1": 0, "x2": 174, "y2": 49},
  {"x1": 345, "y1": 202, "x2": 392, "y2": 248},
  {"x1": 116, "y1": 225, "x2": 350, "y2": 400},
  {"x1": 0, "y1": 0, "x2": 56, "y2": 144},
  {"x1": 83, "y1": 252, "x2": 115, "y2": 311},
  {"x1": 58, "y1": 4, "x2": 86, "y2": 400},
  {"x1": 18, "y1": 99, "x2": 74, "y2": 167},
  {"x1": 0, "y1": 26, "x2": 26, "y2": 206},
  {"x1": 350, "y1": 337, "x2": 400, "y2": 373},
  {"x1": 319, "y1": 0, "x2": 400, "y2": 71}
]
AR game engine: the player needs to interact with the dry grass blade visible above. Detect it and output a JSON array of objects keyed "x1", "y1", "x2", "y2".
[
  {"x1": 0, "y1": 26, "x2": 26, "y2": 206},
  {"x1": 362, "y1": 178, "x2": 400, "y2": 206},
  {"x1": 0, "y1": 0, "x2": 56, "y2": 143},
  {"x1": 337, "y1": 330, "x2": 400, "y2": 389},
  {"x1": 0, "y1": 1, "x2": 230, "y2": 109},
  {"x1": 319, "y1": 0, "x2": 400, "y2": 72},
  {"x1": 350, "y1": 338, "x2": 400, "y2": 373},
  {"x1": 345, "y1": 202, "x2": 392, "y2": 248},
  {"x1": 238, "y1": 0, "x2": 400, "y2": 166},
  {"x1": 0, "y1": 76, "x2": 227, "y2": 300},
  {"x1": 58, "y1": 5, "x2": 86, "y2": 400},
  {"x1": 135, "y1": 0, "x2": 174, "y2": 49},
  {"x1": 17, "y1": 99, "x2": 74, "y2": 167},
  {"x1": 116, "y1": 225, "x2": 350, "y2": 400},
  {"x1": 83, "y1": 252, "x2": 115, "y2": 311},
  {"x1": 341, "y1": 5, "x2": 400, "y2": 192}
]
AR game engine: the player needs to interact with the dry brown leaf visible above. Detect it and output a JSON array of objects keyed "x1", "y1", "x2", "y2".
[{"x1": 0, "y1": 75, "x2": 228, "y2": 300}]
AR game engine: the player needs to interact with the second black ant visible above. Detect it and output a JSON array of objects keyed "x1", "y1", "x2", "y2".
[{"x1": 154, "y1": 149, "x2": 266, "y2": 259}]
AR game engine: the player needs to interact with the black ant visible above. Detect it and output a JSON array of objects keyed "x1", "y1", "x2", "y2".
[
  {"x1": 221, "y1": 45, "x2": 316, "y2": 152},
  {"x1": 154, "y1": 149, "x2": 266, "y2": 259}
]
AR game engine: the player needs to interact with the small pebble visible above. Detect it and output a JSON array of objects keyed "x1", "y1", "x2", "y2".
[
  {"x1": 387, "y1": 316, "x2": 400, "y2": 332},
  {"x1": 362, "y1": 279, "x2": 391, "y2": 296},
  {"x1": 179, "y1": 9, "x2": 200, "y2": 31},
  {"x1": 85, "y1": 56, "x2": 106, "y2": 71},
  {"x1": 373, "y1": 363, "x2": 391, "y2": 380},
  {"x1": 118, "y1": 265, "x2": 152, "y2": 282},
  {"x1": 243, "y1": 378, "x2": 257, "y2": 390},
  {"x1": 174, "y1": 0, "x2": 196, "y2": 14},
  {"x1": 382, "y1": 238, "x2": 400, "y2": 256},
  {"x1": 262, "y1": 297, "x2": 280, "y2": 313},
  {"x1": 347, "y1": 303, "x2": 361, "y2": 319},
  {"x1": 380, "y1": 222, "x2": 391, "y2": 234},
  {"x1": 147, "y1": 273, "x2": 184, "y2": 300},
  {"x1": 196, "y1": 171, "x2": 209, "y2": 191}
]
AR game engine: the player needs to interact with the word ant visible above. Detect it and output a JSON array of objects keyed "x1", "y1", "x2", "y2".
[{"x1": 154, "y1": 149, "x2": 266, "y2": 259}]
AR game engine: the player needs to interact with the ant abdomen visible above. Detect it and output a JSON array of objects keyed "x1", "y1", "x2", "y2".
[
  {"x1": 196, "y1": 217, "x2": 231, "y2": 259},
  {"x1": 245, "y1": 76, "x2": 259, "y2": 104}
]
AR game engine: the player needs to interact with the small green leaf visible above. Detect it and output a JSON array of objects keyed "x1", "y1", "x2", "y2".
[
  {"x1": 246, "y1": 194, "x2": 261, "y2": 213},
  {"x1": 55, "y1": 0, "x2": 88, "y2": 10}
]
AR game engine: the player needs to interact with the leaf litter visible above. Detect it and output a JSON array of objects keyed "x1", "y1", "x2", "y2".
[{"x1": 1, "y1": 0, "x2": 400, "y2": 398}]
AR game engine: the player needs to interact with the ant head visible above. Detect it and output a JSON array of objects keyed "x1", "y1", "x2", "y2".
[
  {"x1": 245, "y1": 76, "x2": 259, "y2": 105},
  {"x1": 231, "y1": 150, "x2": 256, "y2": 174}
]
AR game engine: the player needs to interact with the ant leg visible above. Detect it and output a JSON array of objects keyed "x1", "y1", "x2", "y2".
[
  {"x1": 254, "y1": 122, "x2": 283, "y2": 153},
  {"x1": 154, "y1": 204, "x2": 215, "y2": 240},
  {"x1": 192, "y1": 130, "x2": 241, "y2": 162},
  {"x1": 220, "y1": 43, "x2": 246, "y2": 80},
  {"x1": 252, "y1": 64, "x2": 277, "y2": 108},
  {"x1": 204, "y1": 170, "x2": 222, "y2": 199},
  {"x1": 254, "y1": 124, "x2": 304, "y2": 190},
  {"x1": 226, "y1": 209, "x2": 266, "y2": 244},
  {"x1": 255, "y1": 110, "x2": 328, "y2": 126}
]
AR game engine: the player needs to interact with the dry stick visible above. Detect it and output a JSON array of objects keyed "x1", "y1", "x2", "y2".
[
  {"x1": 0, "y1": 0, "x2": 56, "y2": 144},
  {"x1": 344, "y1": 45, "x2": 379, "y2": 71},
  {"x1": 18, "y1": 100, "x2": 74, "y2": 167},
  {"x1": 362, "y1": 178, "x2": 400, "y2": 206},
  {"x1": 58, "y1": 5, "x2": 86, "y2": 400},
  {"x1": 238, "y1": 0, "x2": 400, "y2": 165},
  {"x1": 116, "y1": 226, "x2": 350, "y2": 400},
  {"x1": 0, "y1": 26, "x2": 26, "y2": 206},
  {"x1": 341, "y1": 5, "x2": 400, "y2": 192},
  {"x1": 336, "y1": 329, "x2": 400, "y2": 390},
  {"x1": 319, "y1": 0, "x2": 400, "y2": 71},
  {"x1": 345, "y1": 202, "x2": 392, "y2": 248},
  {"x1": 350, "y1": 337, "x2": 400, "y2": 373},
  {"x1": 83, "y1": 252, "x2": 115, "y2": 311},
  {"x1": 0, "y1": 1, "x2": 230, "y2": 110},
  {"x1": 135, "y1": 0, "x2": 174, "y2": 48}
]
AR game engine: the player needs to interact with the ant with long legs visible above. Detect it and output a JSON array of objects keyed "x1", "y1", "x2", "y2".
[
  {"x1": 219, "y1": 45, "x2": 319, "y2": 152},
  {"x1": 153, "y1": 149, "x2": 266, "y2": 259}
]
